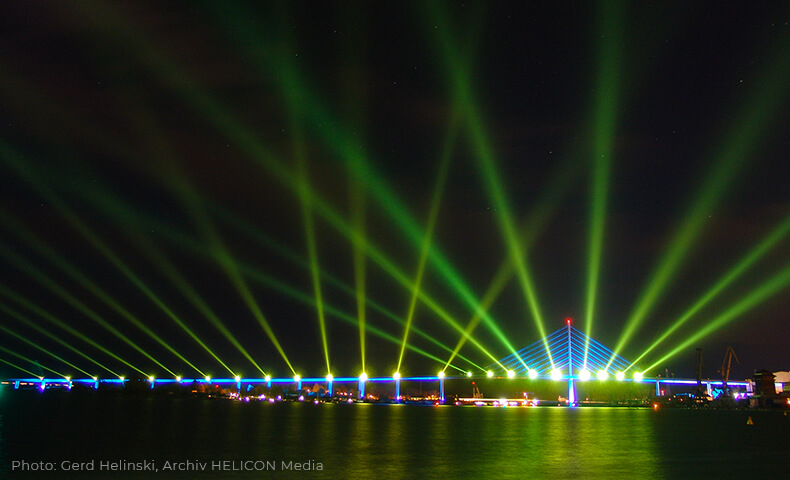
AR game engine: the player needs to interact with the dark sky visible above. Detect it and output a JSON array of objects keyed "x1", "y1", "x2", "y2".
[{"x1": 1, "y1": 1, "x2": 788, "y2": 380}]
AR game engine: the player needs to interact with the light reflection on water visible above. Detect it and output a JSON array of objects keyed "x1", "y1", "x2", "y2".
[{"x1": 1, "y1": 392, "x2": 788, "y2": 478}]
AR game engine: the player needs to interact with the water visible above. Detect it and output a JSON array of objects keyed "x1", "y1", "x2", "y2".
[{"x1": 1, "y1": 390, "x2": 788, "y2": 479}]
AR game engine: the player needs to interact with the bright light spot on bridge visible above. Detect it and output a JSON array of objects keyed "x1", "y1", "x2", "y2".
[
  {"x1": 529, "y1": 369, "x2": 538, "y2": 379},
  {"x1": 65, "y1": 376, "x2": 71, "y2": 382},
  {"x1": 325, "y1": 374, "x2": 333, "y2": 382},
  {"x1": 487, "y1": 370, "x2": 494, "y2": 378},
  {"x1": 597, "y1": 371, "x2": 608, "y2": 381},
  {"x1": 579, "y1": 369, "x2": 591, "y2": 381},
  {"x1": 92, "y1": 376, "x2": 98, "y2": 381},
  {"x1": 234, "y1": 375, "x2": 241, "y2": 382},
  {"x1": 176, "y1": 376, "x2": 182, "y2": 382},
  {"x1": 205, "y1": 376, "x2": 211, "y2": 383},
  {"x1": 119, "y1": 376, "x2": 125, "y2": 382},
  {"x1": 359, "y1": 373, "x2": 367, "y2": 382},
  {"x1": 634, "y1": 372, "x2": 643, "y2": 382},
  {"x1": 294, "y1": 375, "x2": 301, "y2": 383},
  {"x1": 393, "y1": 372, "x2": 400, "y2": 380},
  {"x1": 616, "y1": 372, "x2": 625, "y2": 381},
  {"x1": 148, "y1": 376, "x2": 155, "y2": 382},
  {"x1": 507, "y1": 370, "x2": 516, "y2": 378},
  {"x1": 264, "y1": 375, "x2": 271, "y2": 382},
  {"x1": 551, "y1": 369, "x2": 562, "y2": 381},
  {"x1": 466, "y1": 371, "x2": 472, "y2": 377}
]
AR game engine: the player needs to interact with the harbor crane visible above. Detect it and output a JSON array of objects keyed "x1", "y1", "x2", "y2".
[{"x1": 718, "y1": 345, "x2": 739, "y2": 397}]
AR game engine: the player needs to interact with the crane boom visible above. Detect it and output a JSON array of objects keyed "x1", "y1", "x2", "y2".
[{"x1": 720, "y1": 345, "x2": 739, "y2": 393}]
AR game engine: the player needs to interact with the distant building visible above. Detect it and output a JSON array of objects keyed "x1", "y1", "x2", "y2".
[
  {"x1": 751, "y1": 370, "x2": 782, "y2": 408},
  {"x1": 773, "y1": 371, "x2": 790, "y2": 393}
]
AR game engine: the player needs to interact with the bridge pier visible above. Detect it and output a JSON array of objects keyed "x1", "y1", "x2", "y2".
[
  {"x1": 568, "y1": 378, "x2": 576, "y2": 405},
  {"x1": 358, "y1": 379, "x2": 365, "y2": 399},
  {"x1": 395, "y1": 379, "x2": 400, "y2": 403},
  {"x1": 567, "y1": 319, "x2": 575, "y2": 405},
  {"x1": 440, "y1": 377, "x2": 445, "y2": 403},
  {"x1": 327, "y1": 380, "x2": 333, "y2": 397}
]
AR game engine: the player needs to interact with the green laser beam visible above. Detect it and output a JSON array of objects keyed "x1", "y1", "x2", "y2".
[
  {"x1": 0, "y1": 346, "x2": 65, "y2": 378},
  {"x1": 443, "y1": 128, "x2": 589, "y2": 370},
  {"x1": 67, "y1": 1, "x2": 502, "y2": 368},
  {"x1": 47, "y1": 162, "x2": 485, "y2": 372},
  {"x1": 397, "y1": 113, "x2": 458, "y2": 372},
  {"x1": 0, "y1": 284, "x2": 146, "y2": 376},
  {"x1": 205, "y1": 1, "x2": 519, "y2": 360},
  {"x1": 294, "y1": 133, "x2": 331, "y2": 375},
  {"x1": 239, "y1": 263, "x2": 467, "y2": 373},
  {"x1": 424, "y1": 2, "x2": 549, "y2": 363},
  {"x1": 0, "y1": 241, "x2": 174, "y2": 376},
  {"x1": 38, "y1": 1, "x2": 501, "y2": 370},
  {"x1": 0, "y1": 143, "x2": 203, "y2": 377},
  {"x1": 0, "y1": 202, "x2": 230, "y2": 377},
  {"x1": 131, "y1": 235, "x2": 262, "y2": 376},
  {"x1": 121, "y1": 101, "x2": 270, "y2": 377},
  {"x1": 610, "y1": 32, "x2": 790, "y2": 365},
  {"x1": 0, "y1": 321, "x2": 93, "y2": 378},
  {"x1": 0, "y1": 357, "x2": 40, "y2": 378},
  {"x1": 584, "y1": 0, "x2": 624, "y2": 368},
  {"x1": 0, "y1": 302, "x2": 118, "y2": 377},
  {"x1": 630, "y1": 212, "x2": 790, "y2": 370},
  {"x1": 350, "y1": 176, "x2": 368, "y2": 373},
  {"x1": 645, "y1": 262, "x2": 790, "y2": 373},
  {"x1": 339, "y1": 10, "x2": 371, "y2": 375}
]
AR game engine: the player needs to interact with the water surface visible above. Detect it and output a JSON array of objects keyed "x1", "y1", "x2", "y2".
[{"x1": 1, "y1": 391, "x2": 787, "y2": 478}]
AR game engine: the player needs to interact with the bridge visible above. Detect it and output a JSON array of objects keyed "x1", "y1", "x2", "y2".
[{"x1": 2, "y1": 322, "x2": 751, "y2": 404}]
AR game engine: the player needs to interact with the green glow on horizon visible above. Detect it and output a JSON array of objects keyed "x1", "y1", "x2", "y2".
[
  {"x1": 584, "y1": 0, "x2": 624, "y2": 368},
  {"x1": 630, "y1": 213, "x2": 790, "y2": 369},
  {"x1": 0, "y1": 302, "x2": 119, "y2": 378},
  {"x1": 610, "y1": 34, "x2": 790, "y2": 366},
  {"x1": 645, "y1": 263, "x2": 790, "y2": 373}
]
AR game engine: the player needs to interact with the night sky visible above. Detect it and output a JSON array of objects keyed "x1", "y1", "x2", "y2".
[{"x1": 1, "y1": 1, "x2": 788, "y2": 381}]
